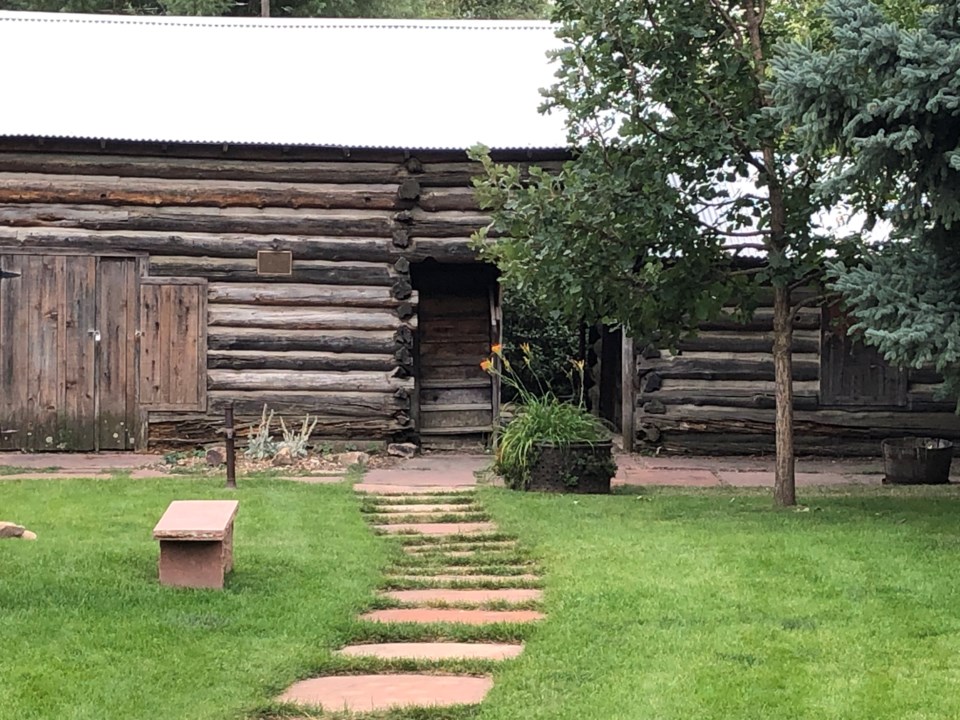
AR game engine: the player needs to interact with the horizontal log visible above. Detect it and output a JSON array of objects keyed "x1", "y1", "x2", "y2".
[
  {"x1": 698, "y1": 308, "x2": 820, "y2": 332},
  {"x1": 407, "y1": 209, "x2": 492, "y2": 238},
  {"x1": 416, "y1": 160, "x2": 566, "y2": 187},
  {"x1": 148, "y1": 414, "x2": 407, "y2": 445},
  {"x1": 207, "y1": 390, "x2": 409, "y2": 416},
  {"x1": 207, "y1": 350, "x2": 400, "y2": 372},
  {"x1": 658, "y1": 379, "x2": 820, "y2": 393},
  {"x1": 0, "y1": 172, "x2": 409, "y2": 211},
  {"x1": 0, "y1": 204, "x2": 395, "y2": 237},
  {"x1": 150, "y1": 256, "x2": 395, "y2": 285},
  {"x1": 649, "y1": 356, "x2": 820, "y2": 381},
  {"x1": 208, "y1": 328, "x2": 398, "y2": 353},
  {"x1": 208, "y1": 283, "x2": 418, "y2": 308},
  {"x1": 406, "y1": 237, "x2": 481, "y2": 263},
  {"x1": 639, "y1": 388, "x2": 819, "y2": 410},
  {"x1": 637, "y1": 431, "x2": 891, "y2": 457},
  {"x1": 418, "y1": 188, "x2": 480, "y2": 212},
  {"x1": 209, "y1": 369, "x2": 413, "y2": 393},
  {"x1": 677, "y1": 331, "x2": 820, "y2": 354},
  {"x1": 639, "y1": 404, "x2": 960, "y2": 435},
  {"x1": 209, "y1": 306, "x2": 412, "y2": 331},
  {"x1": 0, "y1": 152, "x2": 412, "y2": 184},
  {"x1": 0, "y1": 226, "x2": 407, "y2": 262}
]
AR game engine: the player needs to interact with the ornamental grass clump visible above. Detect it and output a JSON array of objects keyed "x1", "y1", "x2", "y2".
[{"x1": 483, "y1": 343, "x2": 611, "y2": 489}]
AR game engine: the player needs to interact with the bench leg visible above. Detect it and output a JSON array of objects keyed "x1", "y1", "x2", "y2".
[
  {"x1": 222, "y1": 523, "x2": 234, "y2": 575},
  {"x1": 158, "y1": 540, "x2": 226, "y2": 589}
]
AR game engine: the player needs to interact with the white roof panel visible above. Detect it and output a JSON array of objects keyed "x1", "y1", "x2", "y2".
[{"x1": 0, "y1": 12, "x2": 568, "y2": 149}]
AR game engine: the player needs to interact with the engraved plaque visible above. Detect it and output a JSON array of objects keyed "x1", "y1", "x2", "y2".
[{"x1": 257, "y1": 250, "x2": 293, "y2": 276}]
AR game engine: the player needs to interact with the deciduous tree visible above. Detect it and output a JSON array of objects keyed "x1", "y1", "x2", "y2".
[{"x1": 472, "y1": 0, "x2": 838, "y2": 506}]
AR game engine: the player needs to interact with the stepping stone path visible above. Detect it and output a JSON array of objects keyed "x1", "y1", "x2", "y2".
[{"x1": 278, "y1": 483, "x2": 545, "y2": 715}]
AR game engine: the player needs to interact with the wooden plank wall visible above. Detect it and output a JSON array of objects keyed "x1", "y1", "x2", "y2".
[
  {"x1": 635, "y1": 305, "x2": 960, "y2": 456},
  {"x1": 0, "y1": 141, "x2": 565, "y2": 445}
]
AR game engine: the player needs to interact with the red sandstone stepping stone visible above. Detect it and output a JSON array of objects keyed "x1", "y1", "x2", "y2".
[
  {"x1": 373, "y1": 504, "x2": 477, "y2": 514},
  {"x1": 277, "y1": 674, "x2": 492, "y2": 711},
  {"x1": 388, "y1": 565, "x2": 534, "y2": 576},
  {"x1": 384, "y1": 588, "x2": 543, "y2": 604},
  {"x1": 355, "y1": 484, "x2": 476, "y2": 495},
  {"x1": 375, "y1": 522, "x2": 497, "y2": 535},
  {"x1": 360, "y1": 608, "x2": 545, "y2": 625},
  {"x1": 404, "y1": 541, "x2": 517, "y2": 553},
  {"x1": 394, "y1": 574, "x2": 541, "y2": 583},
  {"x1": 372, "y1": 513, "x2": 483, "y2": 523},
  {"x1": 337, "y1": 642, "x2": 524, "y2": 661}
]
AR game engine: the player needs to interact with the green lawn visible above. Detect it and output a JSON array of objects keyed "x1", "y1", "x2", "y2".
[
  {"x1": 0, "y1": 476, "x2": 385, "y2": 720},
  {"x1": 5, "y1": 478, "x2": 960, "y2": 720},
  {"x1": 477, "y1": 485, "x2": 960, "y2": 720}
]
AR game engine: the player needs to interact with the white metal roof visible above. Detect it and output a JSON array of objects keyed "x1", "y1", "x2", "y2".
[{"x1": 0, "y1": 11, "x2": 568, "y2": 149}]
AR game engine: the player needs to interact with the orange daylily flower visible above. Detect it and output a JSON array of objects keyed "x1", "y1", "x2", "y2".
[
  {"x1": 491, "y1": 343, "x2": 503, "y2": 354},
  {"x1": 480, "y1": 358, "x2": 493, "y2": 371}
]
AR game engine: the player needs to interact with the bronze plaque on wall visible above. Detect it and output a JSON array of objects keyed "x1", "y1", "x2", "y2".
[{"x1": 257, "y1": 250, "x2": 293, "y2": 276}]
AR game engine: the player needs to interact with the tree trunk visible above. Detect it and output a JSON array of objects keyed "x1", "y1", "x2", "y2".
[{"x1": 772, "y1": 284, "x2": 797, "y2": 506}]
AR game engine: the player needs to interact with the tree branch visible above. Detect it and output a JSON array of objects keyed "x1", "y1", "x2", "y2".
[
  {"x1": 706, "y1": 0, "x2": 745, "y2": 46},
  {"x1": 789, "y1": 292, "x2": 833, "y2": 326}
]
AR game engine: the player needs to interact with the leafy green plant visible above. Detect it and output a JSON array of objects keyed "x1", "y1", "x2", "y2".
[{"x1": 484, "y1": 344, "x2": 611, "y2": 489}]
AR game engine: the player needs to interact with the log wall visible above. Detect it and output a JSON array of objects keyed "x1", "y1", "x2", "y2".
[
  {"x1": 0, "y1": 140, "x2": 564, "y2": 445},
  {"x1": 634, "y1": 306, "x2": 960, "y2": 456}
]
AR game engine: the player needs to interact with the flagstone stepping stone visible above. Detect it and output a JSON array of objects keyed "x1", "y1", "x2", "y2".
[
  {"x1": 392, "y1": 574, "x2": 541, "y2": 584},
  {"x1": 360, "y1": 608, "x2": 545, "y2": 625},
  {"x1": 387, "y1": 565, "x2": 535, "y2": 576},
  {"x1": 383, "y1": 588, "x2": 543, "y2": 604},
  {"x1": 371, "y1": 505, "x2": 478, "y2": 515},
  {"x1": 337, "y1": 642, "x2": 524, "y2": 661},
  {"x1": 277, "y1": 674, "x2": 492, "y2": 712},
  {"x1": 355, "y1": 484, "x2": 476, "y2": 495},
  {"x1": 375, "y1": 522, "x2": 497, "y2": 536},
  {"x1": 371, "y1": 515, "x2": 486, "y2": 526},
  {"x1": 404, "y1": 541, "x2": 517, "y2": 553}
]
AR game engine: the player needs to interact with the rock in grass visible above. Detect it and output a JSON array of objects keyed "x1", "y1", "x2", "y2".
[
  {"x1": 387, "y1": 442, "x2": 418, "y2": 459},
  {"x1": 205, "y1": 446, "x2": 226, "y2": 466},
  {"x1": 272, "y1": 446, "x2": 296, "y2": 467},
  {"x1": 332, "y1": 451, "x2": 370, "y2": 467},
  {"x1": 0, "y1": 521, "x2": 25, "y2": 538}
]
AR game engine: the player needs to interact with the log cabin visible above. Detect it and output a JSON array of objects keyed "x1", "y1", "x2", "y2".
[
  {"x1": 601, "y1": 296, "x2": 960, "y2": 457},
  {"x1": 0, "y1": 11, "x2": 567, "y2": 451},
  {"x1": 1, "y1": 12, "x2": 954, "y2": 457}
]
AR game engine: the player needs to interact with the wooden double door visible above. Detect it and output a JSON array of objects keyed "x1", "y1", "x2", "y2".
[{"x1": 0, "y1": 254, "x2": 139, "y2": 451}]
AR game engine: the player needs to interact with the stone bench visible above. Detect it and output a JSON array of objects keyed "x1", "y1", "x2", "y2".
[{"x1": 153, "y1": 500, "x2": 238, "y2": 589}]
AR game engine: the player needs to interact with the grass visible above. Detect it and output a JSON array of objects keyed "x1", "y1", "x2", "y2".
[
  {"x1": 8, "y1": 476, "x2": 960, "y2": 720},
  {"x1": 470, "y1": 484, "x2": 960, "y2": 720},
  {"x1": 0, "y1": 465, "x2": 61, "y2": 475},
  {"x1": 0, "y1": 474, "x2": 385, "y2": 720}
]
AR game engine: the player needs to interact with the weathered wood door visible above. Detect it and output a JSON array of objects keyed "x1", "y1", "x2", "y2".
[
  {"x1": 0, "y1": 253, "x2": 138, "y2": 451},
  {"x1": 820, "y1": 304, "x2": 907, "y2": 407},
  {"x1": 415, "y1": 265, "x2": 497, "y2": 449}
]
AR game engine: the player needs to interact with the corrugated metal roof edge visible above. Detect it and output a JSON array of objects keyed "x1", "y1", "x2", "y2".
[
  {"x1": 0, "y1": 133, "x2": 569, "y2": 152},
  {"x1": 0, "y1": 11, "x2": 556, "y2": 31}
]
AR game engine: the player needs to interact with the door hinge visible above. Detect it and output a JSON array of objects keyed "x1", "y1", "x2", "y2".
[{"x1": 0, "y1": 270, "x2": 21, "y2": 280}]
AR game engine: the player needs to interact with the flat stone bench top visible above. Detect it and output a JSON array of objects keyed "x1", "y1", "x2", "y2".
[{"x1": 153, "y1": 500, "x2": 239, "y2": 541}]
